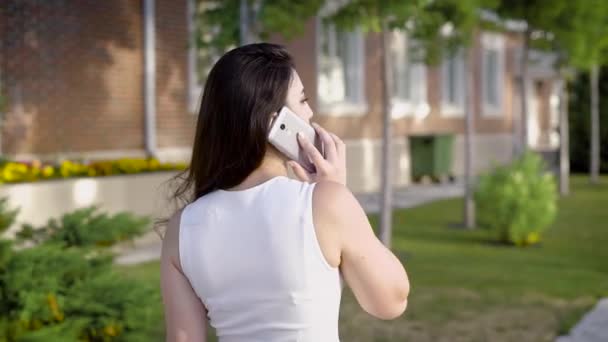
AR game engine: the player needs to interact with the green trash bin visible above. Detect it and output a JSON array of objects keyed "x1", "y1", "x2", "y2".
[{"x1": 409, "y1": 134, "x2": 454, "y2": 182}]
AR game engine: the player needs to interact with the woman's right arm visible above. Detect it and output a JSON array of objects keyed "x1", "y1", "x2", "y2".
[
  {"x1": 291, "y1": 122, "x2": 409, "y2": 320},
  {"x1": 313, "y1": 181, "x2": 410, "y2": 320}
]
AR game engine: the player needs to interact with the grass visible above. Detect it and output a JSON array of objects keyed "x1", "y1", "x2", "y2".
[{"x1": 116, "y1": 174, "x2": 608, "y2": 341}]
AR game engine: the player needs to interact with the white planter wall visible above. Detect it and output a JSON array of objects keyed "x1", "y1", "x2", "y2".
[{"x1": 0, "y1": 172, "x2": 180, "y2": 238}]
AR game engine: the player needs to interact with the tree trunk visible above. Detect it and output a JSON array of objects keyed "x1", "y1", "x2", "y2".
[
  {"x1": 240, "y1": 0, "x2": 262, "y2": 45},
  {"x1": 379, "y1": 26, "x2": 394, "y2": 247},
  {"x1": 559, "y1": 78, "x2": 570, "y2": 196},
  {"x1": 464, "y1": 48, "x2": 476, "y2": 229},
  {"x1": 590, "y1": 64, "x2": 600, "y2": 184},
  {"x1": 518, "y1": 31, "x2": 531, "y2": 155},
  {"x1": 240, "y1": 0, "x2": 251, "y2": 45}
]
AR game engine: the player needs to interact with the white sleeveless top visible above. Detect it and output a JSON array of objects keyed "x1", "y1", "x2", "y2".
[{"x1": 179, "y1": 176, "x2": 343, "y2": 342}]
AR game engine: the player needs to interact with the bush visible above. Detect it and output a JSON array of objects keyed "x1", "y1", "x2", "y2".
[
  {"x1": 475, "y1": 152, "x2": 558, "y2": 246},
  {"x1": 0, "y1": 244, "x2": 161, "y2": 341},
  {"x1": 0, "y1": 200, "x2": 161, "y2": 341},
  {"x1": 0, "y1": 198, "x2": 18, "y2": 235},
  {"x1": 16, "y1": 207, "x2": 149, "y2": 248},
  {"x1": 0, "y1": 158, "x2": 187, "y2": 184}
]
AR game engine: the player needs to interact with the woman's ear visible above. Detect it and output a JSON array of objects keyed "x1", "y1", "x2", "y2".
[{"x1": 268, "y1": 111, "x2": 279, "y2": 129}]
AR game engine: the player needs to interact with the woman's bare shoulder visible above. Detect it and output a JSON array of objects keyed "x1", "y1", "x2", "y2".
[
  {"x1": 311, "y1": 181, "x2": 363, "y2": 267},
  {"x1": 161, "y1": 209, "x2": 185, "y2": 271},
  {"x1": 313, "y1": 181, "x2": 361, "y2": 219}
]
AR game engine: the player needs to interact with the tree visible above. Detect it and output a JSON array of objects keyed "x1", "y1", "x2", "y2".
[
  {"x1": 330, "y1": 0, "x2": 497, "y2": 239},
  {"x1": 327, "y1": 1, "x2": 418, "y2": 246},
  {"x1": 493, "y1": 1, "x2": 608, "y2": 193},
  {"x1": 567, "y1": 69, "x2": 608, "y2": 176},
  {"x1": 494, "y1": 1, "x2": 569, "y2": 156},
  {"x1": 404, "y1": 0, "x2": 493, "y2": 230},
  {"x1": 556, "y1": 1, "x2": 608, "y2": 184},
  {"x1": 533, "y1": 1, "x2": 608, "y2": 187},
  {"x1": 193, "y1": 0, "x2": 324, "y2": 52}
]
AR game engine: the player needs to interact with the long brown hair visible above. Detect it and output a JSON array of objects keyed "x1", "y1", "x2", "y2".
[{"x1": 169, "y1": 43, "x2": 295, "y2": 218}]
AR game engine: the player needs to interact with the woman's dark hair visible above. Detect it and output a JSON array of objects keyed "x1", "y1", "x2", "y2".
[{"x1": 172, "y1": 43, "x2": 295, "y2": 206}]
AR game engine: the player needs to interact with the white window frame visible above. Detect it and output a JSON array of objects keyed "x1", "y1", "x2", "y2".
[
  {"x1": 389, "y1": 30, "x2": 428, "y2": 119},
  {"x1": 316, "y1": 17, "x2": 367, "y2": 117},
  {"x1": 440, "y1": 50, "x2": 465, "y2": 117},
  {"x1": 481, "y1": 32, "x2": 505, "y2": 117}
]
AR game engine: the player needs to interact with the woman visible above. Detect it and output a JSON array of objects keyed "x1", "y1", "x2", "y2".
[{"x1": 160, "y1": 43, "x2": 409, "y2": 342}]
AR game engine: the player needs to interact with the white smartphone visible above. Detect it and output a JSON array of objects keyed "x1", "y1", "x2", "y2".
[{"x1": 268, "y1": 106, "x2": 324, "y2": 173}]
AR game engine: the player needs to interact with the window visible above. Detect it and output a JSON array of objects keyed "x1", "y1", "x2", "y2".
[
  {"x1": 187, "y1": 0, "x2": 224, "y2": 113},
  {"x1": 317, "y1": 19, "x2": 366, "y2": 116},
  {"x1": 389, "y1": 30, "x2": 428, "y2": 119},
  {"x1": 441, "y1": 51, "x2": 465, "y2": 116},
  {"x1": 481, "y1": 32, "x2": 505, "y2": 116}
]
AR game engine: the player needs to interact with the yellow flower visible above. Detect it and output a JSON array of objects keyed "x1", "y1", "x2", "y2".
[
  {"x1": 42, "y1": 166, "x2": 54, "y2": 178},
  {"x1": 525, "y1": 232, "x2": 540, "y2": 245},
  {"x1": 104, "y1": 324, "x2": 120, "y2": 336},
  {"x1": 2, "y1": 163, "x2": 28, "y2": 182},
  {"x1": 148, "y1": 158, "x2": 160, "y2": 170},
  {"x1": 29, "y1": 165, "x2": 41, "y2": 179},
  {"x1": 60, "y1": 160, "x2": 73, "y2": 177},
  {"x1": 46, "y1": 293, "x2": 64, "y2": 321}
]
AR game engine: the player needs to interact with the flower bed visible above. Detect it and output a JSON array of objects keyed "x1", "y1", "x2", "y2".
[
  {"x1": 0, "y1": 157, "x2": 185, "y2": 233},
  {"x1": 0, "y1": 158, "x2": 187, "y2": 184}
]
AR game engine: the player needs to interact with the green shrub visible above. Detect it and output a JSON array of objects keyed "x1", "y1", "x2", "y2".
[
  {"x1": 16, "y1": 207, "x2": 149, "y2": 248},
  {"x1": 0, "y1": 244, "x2": 161, "y2": 341},
  {"x1": 0, "y1": 203, "x2": 160, "y2": 341},
  {"x1": 475, "y1": 152, "x2": 558, "y2": 246},
  {"x1": 0, "y1": 198, "x2": 19, "y2": 235}
]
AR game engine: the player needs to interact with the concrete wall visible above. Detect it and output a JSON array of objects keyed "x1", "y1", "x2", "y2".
[
  {"x1": 0, "y1": 172, "x2": 178, "y2": 238},
  {"x1": 344, "y1": 137, "x2": 411, "y2": 193},
  {"x1": 343, "y1": 133, "x2": 515, "y2": 193},
  {"x1": 451, "y1": 133, "x2": 514, "y2": 177}
]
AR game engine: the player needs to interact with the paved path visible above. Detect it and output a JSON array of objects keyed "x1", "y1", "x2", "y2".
[
  {"x1": 555, "y1": 298, "x2": 608, "y2": 342},
  {"x1": 114, "y1": 181, "x2": 464, "y2": 265},
  {"x1": 356, "y1": 181, "x2": 464, "y2": 214}
]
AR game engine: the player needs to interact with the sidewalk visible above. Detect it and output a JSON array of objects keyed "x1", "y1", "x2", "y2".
[
  {"x1": 114, "y1": 181, "x2": 464, "y2": 265},
  {"x1": 555, "y1": 298, "x2": 608, "y2": 342}
]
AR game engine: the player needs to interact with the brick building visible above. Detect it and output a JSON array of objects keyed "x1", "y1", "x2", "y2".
[{"x1": 0, "y1": 1, "x2": 561, "y2": 192}]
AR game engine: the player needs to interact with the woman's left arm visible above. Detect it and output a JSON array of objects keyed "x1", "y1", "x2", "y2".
[{"x1": 160, "y1": 212, "x2": 208, "y2": 342}]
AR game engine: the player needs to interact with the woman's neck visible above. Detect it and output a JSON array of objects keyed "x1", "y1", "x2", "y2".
[{"x1": 228, "y1": 153, "x2": 288, "y2": 191}]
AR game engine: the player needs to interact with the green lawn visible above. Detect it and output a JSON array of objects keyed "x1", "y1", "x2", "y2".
[{"x1": 117, "y1": 175, "x2": 608, "y2": 342}]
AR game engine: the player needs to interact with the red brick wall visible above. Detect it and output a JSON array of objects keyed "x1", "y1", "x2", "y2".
[
  {"x1": 0, "y1": 3, "x2": 529, "y2": 159},
  {"x1": 274, "y1": 24, "x2": 521, "y2": 141},
  {"x1": 0, "y1": 1, "x2": 145, "y2": 156},
  {"x1": 155, "y1": 0, "x2": 196, "y2": 149},
  {"x1": 394, "y1": 30, "x2": 518, "y2": 137}
]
